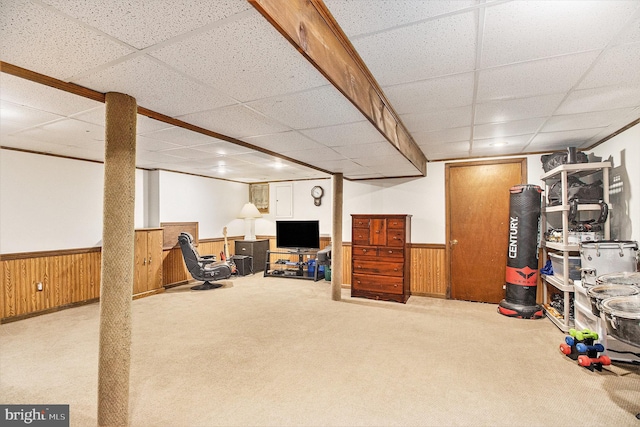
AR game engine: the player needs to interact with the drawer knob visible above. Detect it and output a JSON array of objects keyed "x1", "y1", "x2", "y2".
[
  {"x1": 362, "y1": 249, "x2": 367, "y2": 253},
  {"x1": 388, "y1": 250, "x2": 393, "y2": 254}
]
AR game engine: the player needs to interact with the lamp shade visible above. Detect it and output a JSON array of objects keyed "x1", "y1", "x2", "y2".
[{"x1": 238, "y1": 202, "x2": 262, "y2": 219}]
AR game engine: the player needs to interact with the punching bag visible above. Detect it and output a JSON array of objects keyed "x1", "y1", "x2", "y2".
[{"x1": 498, "y1": 184, "x2": 543, "y2": 319}]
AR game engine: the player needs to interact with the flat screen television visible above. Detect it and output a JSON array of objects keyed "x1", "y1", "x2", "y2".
[{"x1": 276, "y1": 220, "x2": 320, "y2": 251}]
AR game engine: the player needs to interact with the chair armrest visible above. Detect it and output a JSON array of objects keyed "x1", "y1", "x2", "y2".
[{"x1": 199, "y1": 259, "x2": 216, "y2": 266}]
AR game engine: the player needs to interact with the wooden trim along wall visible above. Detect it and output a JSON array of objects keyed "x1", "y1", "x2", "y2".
[{"x1": 1, "y1": 239, "x2": 447, "y2": 322}]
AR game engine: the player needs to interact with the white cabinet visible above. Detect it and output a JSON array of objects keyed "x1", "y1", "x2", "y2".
[{"x1": 540, "y1": 162, "x2": 611, "y2": 331}]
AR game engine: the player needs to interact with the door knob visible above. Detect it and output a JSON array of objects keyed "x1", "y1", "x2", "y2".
[{"x1": 450, "y1": 239, "x2": 458, "y2": 246}]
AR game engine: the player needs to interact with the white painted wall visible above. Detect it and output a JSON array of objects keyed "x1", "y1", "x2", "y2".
[
  {"x1": 591, "y1": 122, "x2": 640, "y2": 242},
  {"x1": 157, "y1": 170, "x2": 248, "y2": 239},
  {"x1": 0, "y1": 149, "x2": 144, "y2": 253}
]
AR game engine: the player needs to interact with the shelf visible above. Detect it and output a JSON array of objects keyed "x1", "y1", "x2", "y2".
[
  {"x1": 541, "y1": 161, "x2": 611, "y2": 181},
  {"x1": 543, "y1": 203, "x2": 610, "y2": 214},
  {"x1": 543, "y1": 305, "x2": 573, "y2": 332},
  {"x1": 542, "y1": 274, "x2": 574, "y2": 292},
  {"x1": 544, "y1": 242, "x2": 580, "y2": 252}
]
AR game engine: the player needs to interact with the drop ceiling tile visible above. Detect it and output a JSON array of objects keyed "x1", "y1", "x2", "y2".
[
  {"x1": 475, "y1": 93, "x2": 566, "y2": 124},
  {"x1": 74, "y1": 56, "x2": 236, "y2": 117},
  {"x1": 419, "y1": 141, "x2": 470, "y2": 159},
  {"x1": 555, "y1": 85, "x2": 640, "y2": 115},
  {"x1": 325, "y1": 0, "x2": 477, "y2": 37},
  {"x1": 401, "y1": 106, "x2": 472, "y2": 134},
  {"x1": 1, "y1": 100, "x2": 65, "y2": 129},
  {"x1": 157, "y1": 147, "x2": 221, "y2": 160},
  {"x1": 243, "y1": 131, "x2": 323, "y2": 153},
  {"x1": 136, "y1": 150, "x2": 187, "y2": 164},
  {"x1": 477, "y1": 51, "x2": 600, "y2": 102},
  {"x1": 0, "y1": 134, "x2": 67, "y2": 154},
  {"x1": 299, "y1": 121, "x2": 385, "y2": 147},
  {"x1": 136, "y1": 135, "x2": 182, "y2": 152},
  {"x1": 70, "y1": 107, "x2": 106, "y2": 126},
  {"x1": 179, "y1": 104, "x2": 289, "y2": 139},
  {"x1": 412, "y1": 127, "x2": 471, "y2": 147},
  {"x1": 0, "y1": 0, "x2": 134, "y2": 80},
  {"x1": 247, "y1": 86, "x2": 364, "y2": 129},
  {"x1": 612, "y1": 14, "x2": 640, "y2": 45},
  {"x1": 578, "y1": 42, "x2": 640, "y2": 90},
  {"x1": 470, "y1": 145, "x2": 529, "y2": 158},
  {"x1": 482, "y1": 1, "x2": 637, "y2": 68},
  {"x1": 137, "y1": 115, "x2": 173, "y2": 135},
  {"x1": 352, "y1": 11, "x2": 477, "y2": 85},
  {"x1": 139, "y1": 126, "x2": 220, "y2": 147},
  {"x1": 16, "y1": 118, "x2": 105, "y2": 146},
  {"x1": 192, "y1": 141, "x2": 255, "y2": 156},
  {"x1": 529, "y1": 128, "x2": 608, "y2": 150},
  {"x1": 150, "y1": 12, "x2": 328, "y2": 102},
  {"x1": 333, "y1": 141, "x2": 400, "y2": 159},
  {"x1": 0, "y1": 73, "x2": 102, "y2": 116},
  {"x1": 382, "y1": 72, "x2": 474, "y2": 115},
  {"x1": 279, "y1": 147, "x2": 345, "y2": 164},
  {"x1": 472, "y1": 134, "x2": 533, "y2": 150},
  {"x1": 473, "y1": 118, "x2": 546, "y2": 140},
  {"x1": 541, "y1": 109, "x2": 635, "y2": 133},
  {"x1": 41, "y1": 0, "x2": 251, "y2": 50}
]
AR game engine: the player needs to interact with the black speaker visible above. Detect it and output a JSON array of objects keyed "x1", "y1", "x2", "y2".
[{"x1": 231, "y1": 255, "x2": 252, "y2": 276}]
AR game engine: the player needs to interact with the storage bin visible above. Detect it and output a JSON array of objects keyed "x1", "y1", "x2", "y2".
[
  {"x1": 549, "y1": 252, "x2": 581, "y2": 281},
  {"x1": 574, "y1": 280, "x2": 591, "y2": 309}
]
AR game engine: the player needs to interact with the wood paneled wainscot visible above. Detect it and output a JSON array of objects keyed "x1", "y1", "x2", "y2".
[{"x1": 351, "y1": 214, "x2": 411, "y2": 303}]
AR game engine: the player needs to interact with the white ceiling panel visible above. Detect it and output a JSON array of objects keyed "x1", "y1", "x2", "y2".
[
  {"x1": 555, "y1": 85, "x2": 640, "y2": 115},
  {"x1": 247, "y1": 86, "x2": 364, "y2": 130},
  {"x1": 324, "y1": 0, "x2": 477, "y2": 37},
  {"x1": 0, "y1": 0, "x2": 134, "y2": 80},
  {"x1": 401, "y1": 106, "x2": 473, "y2": 134},
  {"x1": 243, "y1": 131, "x2": 323, "y2": 153},
  {"x1": 578, "y1": 41, "x2": 640, "y2": 90},
  {"x1": 473, "y1": 118, "x2": 546, "y2": 140},
  {"x1": 179, "y1": 104, "x2": 289, "y2": 139},
  {"x1": 383, "y1": 72, "x2": 475, "y2": 115},
  {"x1": 333, "y1": 141, "x2": 400, "y2": 159},
  {"x1": 529, "y1": 128, "x2": 611, "y2": 151},
  {"x1": 481, "y1": 1, "x2": 637, "y2": 68},
  {"x1": 150, "y1": 12, "x2": 329, "y2": 103},
  {"x1": 140, "y1": 126, "x2": 223, "y2": 147},
  {"x1": 1, "y1": 100, "x2": 65, "y2": 130},
  {"x1": 540, "y1": 109, "x2": 635, "y2": 133},
  {"x1": 0, "y1": 73, "x2": 102, "y2": 116},
  {"x1": 352, "y1": 11, "x2": 477, "y2": 86},
  {"x1": 477, "y1": 51, "x2": 600, "y2": 102},
  {"x1": 74, "y1": 56, "x2": 237, "y2": 117},
  {"x1": 299, "y1": 121, "x2": 385, "y2": 147},
  {"x1": 474, "y1": 94, "x2": 566, "y2": 124},
  {"x1": 136, "y1": 136, "x2": 182, "y2": 152},
  {"x1": 40, "y1": 0, "x2": 252, "y2": 50},
  {"x1": 412, "y1": 127, "x2": 471, "y2": 146}
]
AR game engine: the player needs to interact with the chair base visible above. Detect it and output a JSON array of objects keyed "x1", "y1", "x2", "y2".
[{"x1": 190, "y1": 281, "x2": 223, "y2": 291}]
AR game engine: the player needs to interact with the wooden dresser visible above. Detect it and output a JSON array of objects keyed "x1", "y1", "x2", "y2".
[{"x1": 351, "y1": 214, "x2": 411, "y2": 303}]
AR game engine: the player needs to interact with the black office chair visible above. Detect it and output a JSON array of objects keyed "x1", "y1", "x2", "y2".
[{"x1": 178, "y1": 232, "x2": 232, "y2": 290}]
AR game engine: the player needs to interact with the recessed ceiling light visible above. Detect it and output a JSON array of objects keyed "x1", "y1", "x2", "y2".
[{"x1": 489, "y1": 141, "x2": 508, "y2": 147}]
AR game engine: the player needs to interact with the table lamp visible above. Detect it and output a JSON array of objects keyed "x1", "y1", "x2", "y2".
[{"x1": 238, "y1": 202, "x2": 261, "y2": 240}]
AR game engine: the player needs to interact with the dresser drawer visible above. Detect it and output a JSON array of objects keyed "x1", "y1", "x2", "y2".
[
  {"x1": 378, "y1": 247, "x2": 404, "y2": 258},
  {"x1": 387, "y1": 218, "x2": 405, "y2": 229},
  {"x1": 352, "y1": 227, "x2": 370, "y2": 245},
  {"x1": 352, "y1": 260, "x2": 403, "y2": 277},
  {"x1": 387, "y1": 229, "x2": 405, "y2": 246},
  {"x1": 352, "y1": 245, "x2": 379, "y2": 259},
  {"x1": 353, "y1": 217, "x2": 371, "y2": 228},
  {"x1": 352, "y1": 274, "x2": 404, "y2": 294}
]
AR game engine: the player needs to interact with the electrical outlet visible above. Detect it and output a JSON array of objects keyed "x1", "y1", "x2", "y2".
[{"x1": 36, "y1": 282, "x2": 43, "y2": 291}]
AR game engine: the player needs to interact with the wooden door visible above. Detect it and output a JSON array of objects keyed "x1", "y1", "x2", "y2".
[{"x1": 446, "y1": 159, "x2": 526, "y2": 303}]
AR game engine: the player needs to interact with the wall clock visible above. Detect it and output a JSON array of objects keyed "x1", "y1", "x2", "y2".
[{"x1": 311, "y1": 186, "x2": 324, "y2": 206}]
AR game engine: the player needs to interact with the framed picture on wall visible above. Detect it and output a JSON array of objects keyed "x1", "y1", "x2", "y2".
[{"x1": 249, "y1": 183, "x2": 269, "y2": 214}]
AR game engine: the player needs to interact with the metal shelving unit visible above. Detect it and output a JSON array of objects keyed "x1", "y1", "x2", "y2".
[{"x1": 540, "y1": 162, "x2": 611, "y2": 332}]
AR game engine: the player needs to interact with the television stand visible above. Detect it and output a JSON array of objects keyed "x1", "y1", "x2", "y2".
[{"x1": 264, "y1": 250, "x2": 324, "y2": 281}]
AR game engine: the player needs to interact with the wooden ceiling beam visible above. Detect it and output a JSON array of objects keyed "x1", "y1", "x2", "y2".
[{"x1": 249, "y1": 0, "x2": 427, "y2": 176}]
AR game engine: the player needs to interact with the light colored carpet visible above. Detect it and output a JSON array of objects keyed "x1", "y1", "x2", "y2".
[{"x1": 1, "y1": 274, "x2": 639, "y2": 426}]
